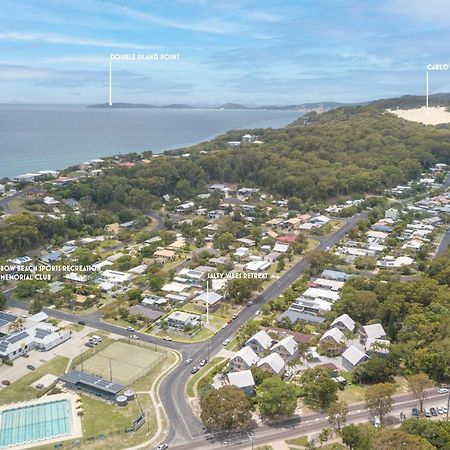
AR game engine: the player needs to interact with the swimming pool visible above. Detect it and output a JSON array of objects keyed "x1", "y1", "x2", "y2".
[{"x1": 0, "y1": 399, "x2": 71, "y2": 448}]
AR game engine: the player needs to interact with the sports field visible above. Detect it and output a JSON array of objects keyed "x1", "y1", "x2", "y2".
[{"x1": 78, "y1": 341, "x2": 164, "y2": 385}]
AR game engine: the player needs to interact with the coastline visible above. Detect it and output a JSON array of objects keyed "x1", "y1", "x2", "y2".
[{"x1": 0, "y1": 106, "x2": 302, "y2": 179}]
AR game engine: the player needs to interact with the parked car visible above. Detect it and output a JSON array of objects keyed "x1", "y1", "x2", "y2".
[
  {"x1": 163, "y1": 336, "x2": 172, "y2": 341},
  {"x1": 191, "y1": 366, "x2": 199, "y2": 374},
  {"x1": 254, "y1": 310, "x2": 261, "y2": 316},
  {"x1": 155, "y1": 444, "x2": 168, "y2": 450},
  {"x1": 443, "y1": 406, "x2": 448, "y2": 414},
  {"x1": 373, "y1": 416, "x2": 381, "y2": 427},
  {"x1": 26, "y1": 365, "x2": 35, "y2": 371},
  {"x1": 246, "y1": 301, "x2": 253, "y2": 306},
  {"x1": 222, "y1": 338, "x2": 230, "y2": 346},
  {"x1": 199, "y1": 359, "x2": 207, "y2": 367},
  {"x1": 78, "y1": 320, "x2": 86, "y2": 326},
  {"x1": 232, "y1": 313, "x2": 238, "y2": 319},
  {"x1": 437, "y1": 406, "x2": 444, "y2": 415},
  {"x1": 227, "y1": 319, "x2": 232, "y2": 324},
  {"x1": 425, "y1": 409, "x2": 431, "y2": 418},
  {"x1": 411, "y1": 407, "x2": 419, "y2": 417},
  {"x1": 2, "y1": 380, "x2": 10, "y2": 386},
  {"x1": 21, "y1": 353, "x2": 29, "y2": 358},
  {"x1": 185, "y1": 359, "x2": 193, "y2": 365},
  {"x1": 130, "y1": 335, "x2": 139, "y2": 340},
  {"x1": 437, "y1": 388, "x2": 449, "y2": 394},
  {"x1": 127, "y1": 326, "x2": 135, "y2": 332},
  {"x1": 430, "y1": 407, "x2": 438, "y2": 416}
]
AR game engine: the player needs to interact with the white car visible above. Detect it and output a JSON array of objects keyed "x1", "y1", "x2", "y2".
[
  {"x1": 130, "y1": 334, "x2": 139, "y2": 340},
  {"x1": 437, "y1": 388, "x2": 449, "y2": 394},
  {"x1": 222, "y1": 338, "x2": 230, "y2": 346}
]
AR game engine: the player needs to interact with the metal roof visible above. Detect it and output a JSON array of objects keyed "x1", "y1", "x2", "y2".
[{"x1": 60, "y1": 370, "x2": 124, "y2": 395}]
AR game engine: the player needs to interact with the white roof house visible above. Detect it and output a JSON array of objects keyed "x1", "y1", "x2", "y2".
[
  {"x1": 360, "y1": 323, "x2": 386, "y2": 340},
  {"x1": 193, "y1": 291, "x2": 223, "y2": 306},
  {"x1": 257, "y1": 353, "x2": 285, "y2": 375},
  {"x1": 231, "y1": 347, "x2": 260, "y2": 367},
  {"x1": 245, "y1": 330, "x2": 273, "y2": 352},
  {"x1": 303, "y1": 287, "x2": 340, "y2": 303},
  {"x1": 227, "y1": 370, "x2": 255, "y2": 389},
  {"x1": 273, "y1": 243, "x2": 289, "y2": 253},
  {"x1": 271, "y1": 335, "x2": 298, "y2": 357},
  {"x1": 100, "y1": 270, "x2": 133, "y2": 284},
  {"x1": 161, "y1": 282, "x2": 189, "y2": 293},
  {"x1": 365, "y1": 338, "x2": 391, "y2": 355},
  {"x1": 342, "y1": 345, "x2": 369, "y2": 368},
  {"x1": 245, "y1": 260, "x2": 271, "y2": 272},
  {"x1": 234, "y1": 247, "x2": 249, "y2": 258},
  {"x1": 312, "y1": 278, "x2": 345, "y2": 291},
  {"x1": 320, "y1": 328, "x2": 346, "y2": 344},
  {"x1": 331, "y1": 314, "x2": 355, "y2": 332}
]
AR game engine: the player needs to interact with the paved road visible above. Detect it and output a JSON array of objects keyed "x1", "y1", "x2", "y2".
[
  {"x1": 435, "y1": 228, "x2": 450, "y2": 257},
  {"x1": 5, "y1": 211, "x2": 368, "y2": 445},
  {"x1": 168, "y1": 391, "x2": 447, "y2": 450},
  {"x1": 0, "y1": 187, "x2": 38, "y2": 214},
  {"x1": 160, "y1": 212, "x2": 368, "y2": 444}
]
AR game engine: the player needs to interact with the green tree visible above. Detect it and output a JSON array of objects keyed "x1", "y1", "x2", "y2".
[
  {"x1": 200, "y1": 385, "x2": 252, "y2": 431},
  {"x1": 372, "y1": 428, "x2": 436, "y2": 450},
  {"x1": 407, "y1": 373, "x2": 435, "y2": 412},
  {"x1": 327, "y1": 400, "x2": 348, "y2": 431},
  {"x1": 365, "y1": 383, "x2": 396, "y2": 422},
  {"x1": 299, "y1": 367, "x2": 338, "y2": 410},
  {"x1": 257, "y1": 377, "x2": 298, "y2": 418}
]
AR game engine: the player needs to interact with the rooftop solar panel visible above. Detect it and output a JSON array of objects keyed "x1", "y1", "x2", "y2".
[{"x1": 8, "y1": 331, "x2": 29, "y2": 344}]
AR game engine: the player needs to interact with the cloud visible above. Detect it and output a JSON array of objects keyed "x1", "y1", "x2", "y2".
[
  {"x1": 0, "y1": 32, "x2": 159, "y2": 50},
  {"x1": 0, "y1": 63, "x2": 53, "y2": 81}
]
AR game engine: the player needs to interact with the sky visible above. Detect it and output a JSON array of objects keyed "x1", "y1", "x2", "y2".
[{"x1": 1, "y1": 0, "x2": 450, "y2": 105}]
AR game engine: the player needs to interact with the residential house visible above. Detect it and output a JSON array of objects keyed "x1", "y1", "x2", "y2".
[
  {"x1": 191, "y1": 291, "x2": 223, "y2": 312},
  {"x1": 166, "y1": 311, "x2": 201, "y2": 330},
  {"x1": 319, "y1": 328, "x2": 347, "y2": 355},
  {"x1": 341, "y1": 346, "x2": 370, "y2": 371},
  {"x1": 270, "y1": 335, "x2": 298, "y2": 361},
  {"x1": 245, "y1": 330, "x2": 273, "y2": 355},
  {"x1": 330, "y1": 314, "x2": 355, "y2": 333},
  {"x1": 226, "y1": 370, "x2": 255, "y2": 396},
  {"x1": 256, "y1": 353, "x2": 286, "y2": 376},
  {"x1": 359, "y1": 324, "x2": 386, "y2": 344},
  {"x1": 229, "y1": 347, "x2": 259, "y2": 372}
]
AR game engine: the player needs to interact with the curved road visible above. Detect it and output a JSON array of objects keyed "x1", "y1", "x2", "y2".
[{"x1": 5, "y1": 211, "x2": 367, "y2": 446}]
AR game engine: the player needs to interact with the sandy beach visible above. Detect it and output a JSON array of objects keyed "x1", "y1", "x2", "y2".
[{"x1": 388, "y1": 106, "x2": 450, "y2": 125}]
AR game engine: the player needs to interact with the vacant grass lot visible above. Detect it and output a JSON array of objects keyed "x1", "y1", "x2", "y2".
[{"x1": 78, "y1": 341, "x2": 164, "y2": 385}]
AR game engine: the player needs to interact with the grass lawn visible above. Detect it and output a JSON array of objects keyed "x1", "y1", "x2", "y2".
[
  {"x1": 77, "y1": 341, "x2": 164, "y2": 385},
  {"x1": 0, "y1": 356, "x2": 69, "y2": 404},
  {"x1": 65, "y1": 322, "x2": 84, "y2": 332},
  {"x1": 321, "y1": 444, "x2": 346, "y2": 449},
  {"x1": 285, "y1": 435, "x2": 308, "y2": 446},
  {"x1": 255, "y1": 446, "x2": 274, "y2": 450},
  {"x1": 186, "y1": 357, "x2": 225, "y2": 398},
  {"x1": 338, "y1": 372, "x2": 367, "y2": 402}
]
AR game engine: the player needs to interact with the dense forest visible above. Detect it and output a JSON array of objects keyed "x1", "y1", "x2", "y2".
[{"x1": 54, "y1": 105, "x2": 450, "y2": 214}]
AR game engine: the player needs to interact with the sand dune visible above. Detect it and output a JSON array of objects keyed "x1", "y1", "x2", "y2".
[{"x1": 388, "y1": 106, "x2": 450, "y2": 125}]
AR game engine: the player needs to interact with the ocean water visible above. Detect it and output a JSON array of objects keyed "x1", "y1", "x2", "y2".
[{"x1": 0, "y1": 105, "x2": 303, "y2": 178}]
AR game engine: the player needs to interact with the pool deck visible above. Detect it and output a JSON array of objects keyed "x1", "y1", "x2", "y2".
[{"x1": 0, "y1": 392, "x2": 83, "y2": 450}]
